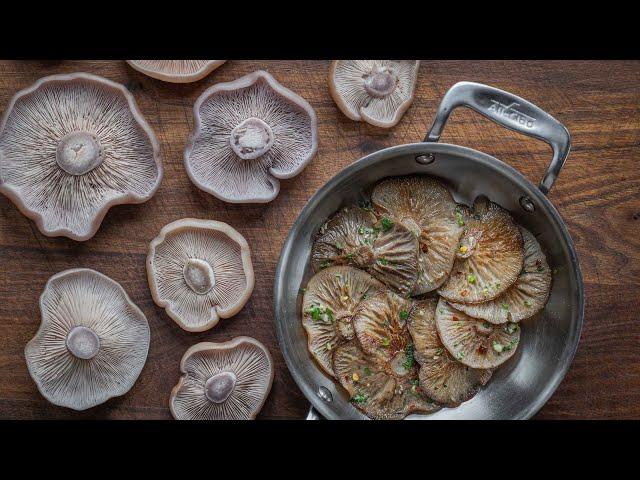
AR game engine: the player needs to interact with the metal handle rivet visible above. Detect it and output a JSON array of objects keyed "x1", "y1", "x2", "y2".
[
  {"x1": 415, "y1": 153, "x2": 435, "y2": 165},
  {"x1": 519, "y1": 196, "x2": 535, "y2": 213},
  {"x1": 317, "y1": 386, "x2": 333, "y2": 403}
]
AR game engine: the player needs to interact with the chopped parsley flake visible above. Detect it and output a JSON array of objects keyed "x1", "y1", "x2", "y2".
[
  {"x1": 378, "y1": 258, "x2": 389, "y2": 265},
  {"x1": 501, "y1": 303, "x2": 510, "y2": 310},
  {"x1": 381, "y1": 217, "x2": 393, "y2": 231},
  {"x1": 363, "y1": 367, "x2": 372, "y2": 376},
  {"x1": 381, "y1": 337, "x2": 391, "y2": 347},
  {"x1": 335, "y1": 242, "x2": 344, "y2": 250},
  {"x1": 319, "y1": 260, "x2": 331, "y2": 269},
  {"x1": 399, "y1": 310, "x2": 409, "y2": 320},
  {"x1": 455, "y1": 210, "x2": 465, "y2": 227},
  {"x1": 402, "y1": 344, "x2": 415, "y2": 370},
  {"x1": 467, "y1": 273, "x2": 477, "y2": 284},
  {"x1": 492, "y1": 341, "x2": 504, "y2": 353},
  {"x1": 351, "y1": 392, "x2": 368, "y2": 404},
  {"x1": 524, "y1": 300, "x2": 532, "y2": 307}
]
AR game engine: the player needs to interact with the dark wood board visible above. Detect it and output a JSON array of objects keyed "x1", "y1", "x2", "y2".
[{"x1": 0, "y1": 60, "x2": 638, "y2": 420}]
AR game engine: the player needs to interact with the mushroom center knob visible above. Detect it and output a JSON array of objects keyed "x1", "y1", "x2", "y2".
[
  {"x1": 390, "y1": 350, "x2": 410, "y2": 376},
  {"x1": 56, "y1": 132, "x2": 105, "y2": 176},
  {"x1": 205, "y1": 371, "x2": 237, "y2": 403},
  {"x1": 183, "y1": 258, "x2": 216, "y2": 295},
  {"x1": 66, "y1": 326, "x2": 100, "y2": 360},
  {"x1": 475, "y1": 321, "x2": 494, "y2": 336},
  {"x1": 229, "y1": 117, "x2": 274, "y2": 160},
  {"x1": 364, "y1": 66, "x2": 398, "y2": 98}
]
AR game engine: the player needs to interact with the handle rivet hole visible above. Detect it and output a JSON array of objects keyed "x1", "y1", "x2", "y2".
[
  {"x1": 416, "y1": 153, "x2": 435, "y2": 165},
  {"x1": 317, "y1": 386, "x2": 333, "y2": 403},
  {"x1": 519, "y1": 196, "x2": 535, "y2": 213}
]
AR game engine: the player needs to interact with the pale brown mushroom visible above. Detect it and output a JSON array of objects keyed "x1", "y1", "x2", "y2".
[
  {"x1": 0, "y1": 73, "x2": 162, "y2": 241},
  {"x1": 435, "y1": 298, "x2": 520, "y2": 369},
  {"x1": 147, "y1": 218, "x2": 254, "y2": 332},
  {"x1": 24, "y1": 268, "x2": 150, "y2": 411},
  {"x1": 450, "y1": 227, "x2": 552, "y2": 323},
  {"x1": 408, "y1": 298, "x2": 491, "y2": 406},
  {"x1": 126, "y1": 60, "x2": 226, "y2": 83},
  {"x1": 372, "y1": 176, "x2": 464, "y2": 294},
  {"x1": 169, "y1": 337, "x2": 273, "y2": 420},
  {"x1": 184, "y1": 70, "x2": 317, "y2": 203},
  {"x1": 302, "y1": 266, "x2": 384, "y2": 377},
  {"x1": 438, "y1": 197, "x2": 524, "y2": 304},
  {"x1": 328, "y1": 60, "x2": 420, "y2": 128},
  {"x1": 311, "y1": 206, "x2": 419, "y2": 296}
]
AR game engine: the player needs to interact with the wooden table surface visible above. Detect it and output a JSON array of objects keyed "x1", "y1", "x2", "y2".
[{"x1": 0, "y1": 60, "x2": 638, "y2": 420}]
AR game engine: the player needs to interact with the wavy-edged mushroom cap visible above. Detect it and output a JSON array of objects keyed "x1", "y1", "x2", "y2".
[
  {"x1": 408, "y1": 298, "x2": 491, "y2": 406},
  {"x1": 126, "y1": 60, "x2": 226, "y2": 83},
  {"x1": 329, "y1": 60, "x2": 420, "y2": 128},
  {"x1": 147, "y1": 218, "x2": 254, "y2": 332},
  {"x1": 0, "y1": 73, "x2": 162, "y2": 241},
  {"x1": 333, "y1": 342, "x2": 437, "y2": 420},
  {"x1": 169, "y1": 337, "x2": 273, "y2": 420},
  {"x1": 184, "y1": 70, "x2": 317, "y2": 203},
  {"x1": 24, "y1": 268, "x2": 150, "y2": 411},
  {"x1": 438, "y1": 197, "x2": 524, "y2": 304},
  {"x1": 311, "y1": 206, "x2": 419, "y2": 296},
  {"x1": 435, "y1": 298, "x2": 520, "y2": 369},
  {"x1": 302, "y1": 266, "x2": 384, "y2": 376},
  {"x1": 372, "y1": 176, "x2": 464, "y2": 294},
  {"x1": 450, "y1": 228, "x2": 552, "y2": 323}
]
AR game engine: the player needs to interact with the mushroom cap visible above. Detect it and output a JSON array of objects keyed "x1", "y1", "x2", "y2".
[
  {"x1": 333, "y1": 341, "x2": 437, "y2": 420},
  {"x1": 372, "y1": 176, "x2": 464, "y2": 294},
  {"x1": 311, "y1": 206, "x2": 419, "y2": 296},
  {"x1": 329, "y1": 60, "x2": 420, "y2": 128},
  {"x1": 435, "y1": 298, "x2": 520, "y2": 369},
  {"x1": 408, "y1": 299, "x2": 492, "y2": 406},
  {"x1": 126, "y1": 60, "x2": 226, "y2": 83},
  {"x1": 450, "y1": 228, "x2": 552, "y2": 323},
  {"x1": 438, "y1": 197, "x2": 524, "y2": 304},
  {"x1": 24, "y1": 268, "x2": 150, "y2": 411},
  {"x1": 184, "y1": 70, "x2": 317, "y2": 203},
  {"x1": 169, "y1": 336, "x2": 274, "y2": 420},
  {"x1": 302, "y1": 266, "x2": 384, "y2": 377},
  {"x1": 0, "y1": 73, "x2": 162, "y2": 241},
  {"x1": 147, "y1": 218, "x2": 254, "y2": 332}
]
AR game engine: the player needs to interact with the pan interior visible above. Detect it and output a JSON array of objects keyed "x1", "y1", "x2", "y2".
[{"x1": 275, "y1": 143, "x2": 583, "y2": 420}]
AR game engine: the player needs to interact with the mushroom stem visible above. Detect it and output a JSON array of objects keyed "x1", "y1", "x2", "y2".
[
  {"x1": 229, "y1": 117, "x2": 274, "y2": 160},
  {"x1": 363, "y1": 66, "x2": 397, "y2": 98},
  {"x1": 66, "y1": 326, "x2": 100, "y2": 360},
  {"x1": 56, "y1": 132, "x2": 104, "y2": 176},
  {"x1": 183, "y1": 258, "x2": 216, "y2": 295},
  {"x1": 205, "y1": 371, "x2": 237, "y2": 403}
]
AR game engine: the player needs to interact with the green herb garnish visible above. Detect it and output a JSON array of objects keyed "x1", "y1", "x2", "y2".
[
  {"x1": 501, "y1": 303, "x2": 510, "y2": 310},
  {"x1": 378, "y1": 258, "x2": 389, "y2": 265},
  {"x1": 399, "y1": 310, "x2": 409, "y2": 320},
  {"x1": 524, "y1": 300, "x2": 532, "y2": 308},
  {"x1": 351, "y1": 392, "x2": 368, "y2": 404},
  {"x1": 381, "y1": 337, "x2": 391, "y2": 347},
  {"x1": 455, "y1": 210, "x2": 465, "y2": 227},
  {"x1": 381, "y1": 217, "x2": 393, "y2": 231},
  {"x1": 402, "y1": 344, "x2": 415, "y2": 370},
  {"x1": 363, "y1": 367, "x2": 372, "y2": 376},
  {"x1": 467, "y1": 273, "x2": 477, "y2": 284}
]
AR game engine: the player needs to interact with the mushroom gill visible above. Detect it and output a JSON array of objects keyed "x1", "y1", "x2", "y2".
[
  {"x1": 372, "y1": 176, "x2": 464, "y2": 294},
  {"x1": 24, "y1": 268, "x2": 150, "y2": 411},
  {"x1": 438, "y1": 197, "x2": 524, "y2": 304},
  {"x1": 328, "y1": 60, "x2": 420, "y2": 128},
  {"x1": 169, "y1": 337, "x2": 273, "y2": 420},
  {"x1": 126, "y1": 60, "x2": 226, "y2": 83},
  {"x1": 184, "y1": 70, "x2": 317, "y2": 203},
  {"x1": 450, "y1": 227, "x2": 552, "y2": 323},
  {"x1": 408, "y1": 298, "x2": 491, "y2": 406},
  {"x1": 302, "y1": 266, "x2": 384, "y2": 377},
  {"x1": 147, "y1": 218, "x2": 254, "y2": 332},
  {"x1": 0, "y1": 73, "x2": 162, "y2": 241},
  {"x1": 435, "y1": 298, "x2": 521, "y2": 369}
]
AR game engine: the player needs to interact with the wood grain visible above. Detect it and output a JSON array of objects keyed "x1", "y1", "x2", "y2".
[{"x1": 0, "y1": 60, "x2": 638, "y2": 420}]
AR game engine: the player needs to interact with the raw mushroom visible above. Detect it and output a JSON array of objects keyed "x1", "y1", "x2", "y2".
[
  {"x1": 333, "y1": 342, "x2": 437, "y2": 420},
  {"x1": 435, "y1": 298, "x2": 520, "y2": 369},
  {"x1": 24, "y1": 268, "x2": 150, "y2": 411},
  {"x1": 0, "y1": 73, "x2": 162, "y2": 241},
  {"x1": 147, "y1": 218, "x2": 254, "y2": 332},
  {"x1": 328, "y1": 60, "x2": 420, "y2": 128},
  {"x1": 438, "y1": 197, "x2": 524, "y2": 303},
  {"x1": 372, "y1": 176, "x2": 465, "y2": 294},
  {"x1": 184, "y1": 70, "x2": 317, "y2": 203},
  {"x1": 302, "y1": 266, "x2": 384, "y2": 376},
  {"x1": 169, "y1": 337, "x2": 273, "y2": 420},
  {"x1": 126, "y1": 60, "x2": 226, "y2": 83},
  {"x1": 450, "y1": 227, "x2": 552, "y2": 323},
  {"x1": 344, "y1": 290, "x2": 437, "y2": 419},
  {"x1": 408, "y1": 298, "x2": 492, "y2": 406},
  {"x1": 311, "y1": 206, "x2": 419, "y2": 296}
]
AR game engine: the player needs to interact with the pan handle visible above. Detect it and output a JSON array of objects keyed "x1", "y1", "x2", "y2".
[
  {"x1": 424, "y1": 81, "x2": 571, "y2": 195},
  {"x1": 306, "y1": 406, "x2": 322, "y2": 420}
]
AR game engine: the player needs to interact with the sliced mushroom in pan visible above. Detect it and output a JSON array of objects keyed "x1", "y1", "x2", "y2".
[
  {"x1": 302, "y1": 266, "x2": 384, "y2": 377},
  {"x1": 450, "y1": 227, "x2": 552, "y2": 323},
  {"x1": 435, "y1": 298, "x2": 520, "y2": 369},
  {"x1": 408, "y1": 298, "x2": 491, "y2": 406},
  {"x1": 438, "y1": 197, "x2": 524, "y2": 304},
  {"x1": 372, "y1": 176, "x2": 464, "y2": 294}
]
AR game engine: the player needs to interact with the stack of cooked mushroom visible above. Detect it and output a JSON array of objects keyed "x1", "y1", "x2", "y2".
[{"x1": 303, "y1": 175, "x2": 552, "y2": 419}]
